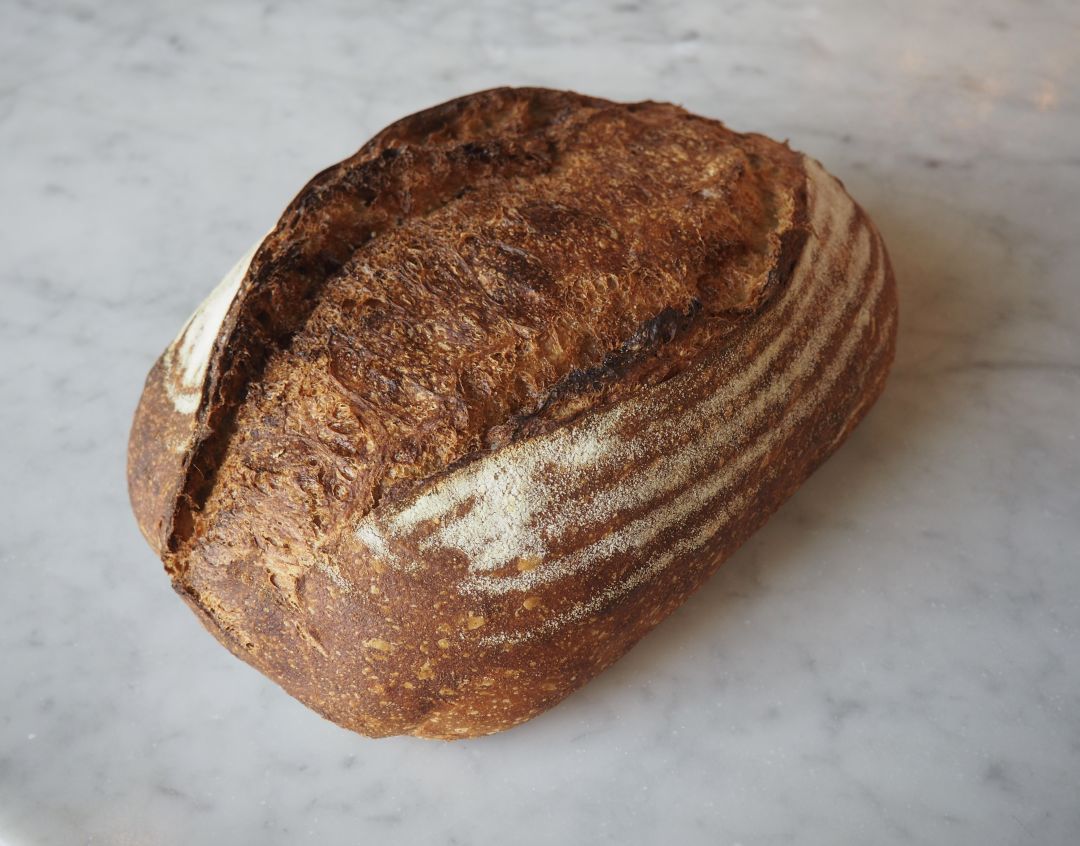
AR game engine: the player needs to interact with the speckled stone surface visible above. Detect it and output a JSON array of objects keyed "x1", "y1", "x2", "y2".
[{"x1": 2, "y1": 1, "x2": 1078, "y2": 843}]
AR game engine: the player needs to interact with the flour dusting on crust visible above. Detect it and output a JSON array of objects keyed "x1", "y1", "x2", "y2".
[{"x1": 352, "y1": 157, "x2": 887, "y2": 646}]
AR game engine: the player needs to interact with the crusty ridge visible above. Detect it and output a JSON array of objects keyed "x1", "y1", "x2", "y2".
[
  {"x1": 189, "y1": 98, "x2": 806, "y2": 543},
  {"x1": 170, "y1": 90, "x2": 607, "y2": 555},
  {"x1": 129, "y1": 88, "x2": 610, "y2": 556}
]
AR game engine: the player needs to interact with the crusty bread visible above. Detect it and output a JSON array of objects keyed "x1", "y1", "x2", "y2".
[{"x1": 128, "y1": 87, "x2": 897, "y2": 739}]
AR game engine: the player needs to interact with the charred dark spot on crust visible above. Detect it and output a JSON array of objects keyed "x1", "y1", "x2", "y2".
[
  {"x1": 523, "y1": 300, "x2": 704, "y2": 416},
  {"x1": 777, "y1": 182, "x2": 812, "y2": 283},
  {"x1": 458, "y1": 141, "x2": 494, "y2": 163}
]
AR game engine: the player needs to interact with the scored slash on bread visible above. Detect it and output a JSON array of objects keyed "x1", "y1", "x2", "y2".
[{"x1": 127, "y1": 87, "x2": 897, "y2": 739}]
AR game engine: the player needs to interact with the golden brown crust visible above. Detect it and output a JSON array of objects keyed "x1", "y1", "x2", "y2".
[
  {"x1": 127, "y1": 88, "x2": 897, "y2": 739},
  {"x1": 129, "y1": 88, "x2": 601, "y2": 556}
]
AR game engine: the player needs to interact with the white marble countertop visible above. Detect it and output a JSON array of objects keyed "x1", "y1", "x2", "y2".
[{"x1": 3, "y1": 1, "x2": 1078, "y2": 843}]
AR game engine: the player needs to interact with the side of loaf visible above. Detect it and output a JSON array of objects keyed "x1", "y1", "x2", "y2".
[{"x1": 128, "y1": 87, "x2": 897, "y2": 739}]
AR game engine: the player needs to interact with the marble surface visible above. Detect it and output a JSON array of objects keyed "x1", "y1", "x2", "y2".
[{"x1": 2, "y1": 0, "x2": 1079, "y2": 843}]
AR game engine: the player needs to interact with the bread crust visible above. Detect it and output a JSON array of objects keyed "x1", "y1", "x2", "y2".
[{"x1": 128, "y1": 88, "x2": 897, "y2": 738}]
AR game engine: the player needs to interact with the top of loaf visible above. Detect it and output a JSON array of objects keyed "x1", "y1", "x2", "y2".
[{"x1": 128, "y1": 86, "x2": 808, "y2": 596}]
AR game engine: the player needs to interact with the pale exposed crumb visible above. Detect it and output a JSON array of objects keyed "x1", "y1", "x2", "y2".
[{"x1": 162, "y1": 240, "x2": 261, "y2": 415}]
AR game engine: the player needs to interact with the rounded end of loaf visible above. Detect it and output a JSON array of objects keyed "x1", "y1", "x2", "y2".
[{"x1": 127, "y1": 356, "x2": 192, "y2": 558}]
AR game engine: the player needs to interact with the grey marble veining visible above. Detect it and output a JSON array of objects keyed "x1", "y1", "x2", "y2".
[{"x1": 2, "y1": 1, "x2": 1078, "y2": 844}]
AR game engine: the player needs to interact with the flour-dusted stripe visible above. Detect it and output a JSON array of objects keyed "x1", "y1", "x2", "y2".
[
  {"x1": 448, "y1": 160, "x2": 861, "y2": 577},
  {"x1": 479, "y1": 285, "x2": 894, "y2": 647},
  {"x1": 462, "y1": 221, "x2": 878, "y2": 597},
  {"x1": 352, "y1": 158, "x2": 856, "y2": 576},
  {"x1": 464, "y1": 210, "x2": 873, "y2": 589}
]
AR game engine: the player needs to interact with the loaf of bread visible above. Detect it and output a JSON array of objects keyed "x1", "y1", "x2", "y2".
[{"x1": 128, "y1": 87, "x2": 896, "y2": 739}]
